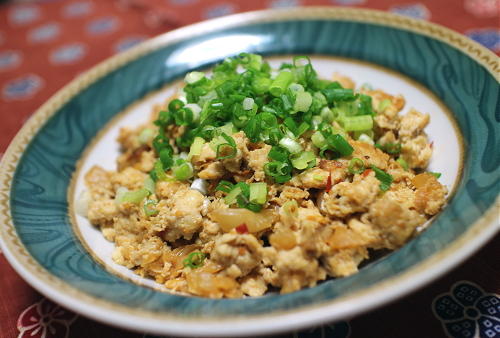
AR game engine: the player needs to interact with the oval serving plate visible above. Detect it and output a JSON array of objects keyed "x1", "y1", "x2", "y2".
[{"x1": 0, "y1": 7, "x2": 498, "y2": 337}]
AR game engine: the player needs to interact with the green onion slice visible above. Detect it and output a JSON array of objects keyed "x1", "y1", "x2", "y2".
[
  {"x1": 325, "y1": 133, "x2": 354, "y2": 157},
  {"x1": 339, "y1": 115, "x2": 373, "y2": 132},
  {"x1": 396, "y1": 157, "x2": 409, "y2": 171},
  {"x1": 183, "y1": 252, "x2": 206, "y2": 269},
  {"x1": 290, "y1": 151, "x2": 316, "y2": 170},
  {"x1": 279, "y1": 137, "x2": 303, "y2": 154},
  {"x1": 185, "y1": 71, "x2": 204, "y2": 84},
  {"x1": 293, "y1": 91, "x2": 312, "y2": 112},
  {"x1": 348, "y1": 157, "x2": 365, "y2": 174},
  {"x1": 429, "y1": 172, "x2": 442, "y2": 179},
  {"x1": 249, "y1": 182, "x2": 267, "y2": 204},
  {"x1": 215, "y1": 180, "x2": 234, "y2": 193},
  {"x1": 375, "y1": 142, "x2": 402, "y2": 155},
  {"x1": 117, "y1": 188, "x2": 150, "y2": 204},
  {"x1": 371, "y1": 165, "x2": 393, "y2": 191},
  {"x1": 224, "y1": 186, "x2": 242, "y2": 205},
  {"x1": 143, "y1": 176, "x2": 156, "y2": 195},
  {"x1": 138, "y1": 128, "x2": 154, "y2": 144},
  {"x1": 378, "y1": 98, "x2": 392, "y2": 112},
  {"x1": 150, "y1": 160, "x2": 167, "y2": 182},
  {"x1": 168, "y1": 99, "x2": 184, "y2": 112},
  {"x1": 143, "y1": 199, "x2": 159, "y2": 217},
  {"x1": 172, "y1": 161, "x2": 194, "y2": 181},
  {"x1": 187, "y1": 136, "x2": 205, "y2": 159},
  {"x1": 270, "y1": 70, "x2": 293, "y2": 97}
]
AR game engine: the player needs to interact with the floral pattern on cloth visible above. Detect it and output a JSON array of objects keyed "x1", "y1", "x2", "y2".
[
  {"x1": 466, "y1": 28, "x2": 500, "y2": 53},
  {"x1": 17, "y1": 298, "x2": 78, "y2": 338},
  {"x1": 432, "y1": 281, "x2": 500, "y2": 338},
  {"x1": 389, "y1": 3, "x2": 431, "y2": 20},
  {"x1": 464, "y1": 0, "x2": 499, "y2": 18}
]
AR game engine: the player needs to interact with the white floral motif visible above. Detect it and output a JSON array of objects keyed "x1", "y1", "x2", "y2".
[{"x1": 17, "y1": 298, "x2": 77, "y2": 338}]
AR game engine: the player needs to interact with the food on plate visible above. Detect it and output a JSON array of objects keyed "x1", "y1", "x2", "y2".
[{"x1": 80, "y1": 54, "x2": 447, "y2": 298}]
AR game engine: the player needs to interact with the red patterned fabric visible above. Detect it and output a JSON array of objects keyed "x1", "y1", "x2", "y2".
[{"x1": 0, "y1": 1, "x2": 498, "y2": 337}]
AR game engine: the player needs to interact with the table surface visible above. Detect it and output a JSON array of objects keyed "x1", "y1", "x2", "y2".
[{"x1": 0, "y1": 1, "x2": 498, "y2": 337}]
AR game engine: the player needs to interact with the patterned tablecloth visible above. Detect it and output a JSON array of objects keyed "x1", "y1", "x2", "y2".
[{"x1": 0, "y1": 1, "x2": 498, "y2": 337}]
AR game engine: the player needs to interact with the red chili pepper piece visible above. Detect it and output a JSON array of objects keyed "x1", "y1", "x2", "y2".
[
  {"x1": 236, "y1": 223, "x2": 249, "y2": 234},
  {"x1": 430, "y1": 141, "x2": 434, "y2": 148},
  {"x1": 325, "y1": 172, "x2": 332, "y2": 192},
  {"x1": 362, "y1": 168, "x2": 373, "y2": 177}
]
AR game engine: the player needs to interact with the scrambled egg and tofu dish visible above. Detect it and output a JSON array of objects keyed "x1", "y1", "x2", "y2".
[{"x1": 81, "y1": 54, "x2": 447, "y2": 298}]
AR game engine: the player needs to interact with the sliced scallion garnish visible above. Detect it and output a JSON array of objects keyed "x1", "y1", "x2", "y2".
[
  {"x1": 371, "y1": 165, "x2": 393, "y2": 192},
  {"x1": 348, "y1": 157, "x2": 365, "y2": 174},
  {"x1": 143, "y1": 199, "x2": 159, "y2": 217},
  {"x1": 183, "y1": 252, "x2": 206, "y2": 269}
]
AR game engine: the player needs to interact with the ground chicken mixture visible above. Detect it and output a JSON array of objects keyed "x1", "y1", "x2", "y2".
[{"x1": 80, "y1": 54, "x2": 447, "y2": 298}]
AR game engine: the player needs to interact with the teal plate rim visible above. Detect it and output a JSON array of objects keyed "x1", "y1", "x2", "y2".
[{"x1": 0, "y1": 7, "x2": 499, "y2": 337}]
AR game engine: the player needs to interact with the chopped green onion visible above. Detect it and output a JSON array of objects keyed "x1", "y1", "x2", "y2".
[
  {"x1": 172, "y1": 161, "x2": 194, "y2": 181},
  {"x1": 243, "y1": 203, "x2": 262, "y2": 212},
  {"x1": 219, "y1": 123, "x2": 235, "y2": 136},
  {"x1": 290, "y1": 151, "x2": 316, "y2": 170},
  {"x1": 252, "y1": 77, "x2": 272, "y2": 94},
  {"x1": 184, "y1": 103, "x2": 201, "y2": 122},
  {"x1": 115, "y1": 187, "x2": 128, "y2": 204},
  {"x1": 371, "y1": 165, "x2": 393, "y2": 191},
  {"x1": 330, "y1": 125, "x2": 348, "y2": 139},
  {"x1": 279, "y1": 137, "x2": 303, "y2": 154},
  {"x1": 311, "y1": 131, "x2": 327, "y2": 148},
  {"x1": 216, "y1": 180, "x2": 234, "y2": 193},
  {"x1": 396, "y1": 157, "x2": 409, "y2": 170},
  {"x1": 313, "y1": 91, "x2": 328, "y2": 107},
  {"x1": 249, "y1": 182, "x2": 267, "y2": 204},
  {"x1": 190, "y1": 178, "x2": 207, "y2": 195},
  {"x1": 144, "y1": 176, "x2": 156, "y2": 195},
  {"x1": 378, "y1": 99, "x2": 392, "y2": 112},
  {"x1": 216, "y1": 133, "x2": 237, "y2": 160},
  {"x1": 159, "y1": 148, "x2": 174, "y2": 170},
  {"x1": 429, "y1": 172, "x2": 442, "y2": 179},
  {"x1": 375, "y1": 142, "x2": 402, "y2": 155},
  {"x1": 348, "y1": 157, "x2": 365, "y2": 174},
  {"x1": 150, "y1": 160, "x2": 167, "y2": 182},
  {"x1": 138, "y1": 128, "x2": 154, "y2": 144},
  {"x1": 282, "y1": 200, "x2": 298, "y2": 217},
  {"x1": 322, "y1": 88, "x2": 357, "y2": 104},
  {"x1": 325, "y1": 134, "x2": 354, "y2": 157},
  {"x1": 268, "y1": 146, "x2": 290, "y2": 162},
  {"x1": 168, "y1": 99, "x2": 184, "y2": 112},
  {"x1": 242, "y1": 97, "x2": 254, "y2": 110},
  {"x1": 270, "y1": 70, "x2": 293, "y2": 97},
  {"x1": 264, "y1": 161, "x2": 292, "y2": 183},
  {"x1": 288, "y1": 83, "x2": 304, "y2": 93},
  {"x1": 357, "y1": 133, "x2": 374, "y2": 145},
  {"x1": 239, "y1": 52, "x2": 263, "y2": 70},
  {"x1": 339, "y1": 115, "x2": 373, "y2": 132},
  {"x1": 174, "y1": 107, "x2": 194, "y2": 126},
  {"x1": 187, "y1": 136, "x2": 205, "y2": 159},
  {"x1": 320, "y1": 106, "x2": 334, "y2": 123},
  {"x1": 223, "y1": 182, "x2": 263, "y2": 212},
  {"x1": 293, "y1": 91, "x2": 312, "y2": 112},
  {"x1": 293, "y1": 55, "x2": 311, "y2": 67},
  {"x1": 183, "y1": 252, "x2": 206, "y2": 269},
  {"x1": 185, "y1": 71, "x2": 204, "y2": 84},
  {"x1": 117, "y1": 188, "x2": 150, "y2": 204},
  {"x1": 143, "y1": 199, "x2": 159, "y2": 217},
  {"x1": 224, "y1": 186, "x2": 242, "y2": 205}
]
